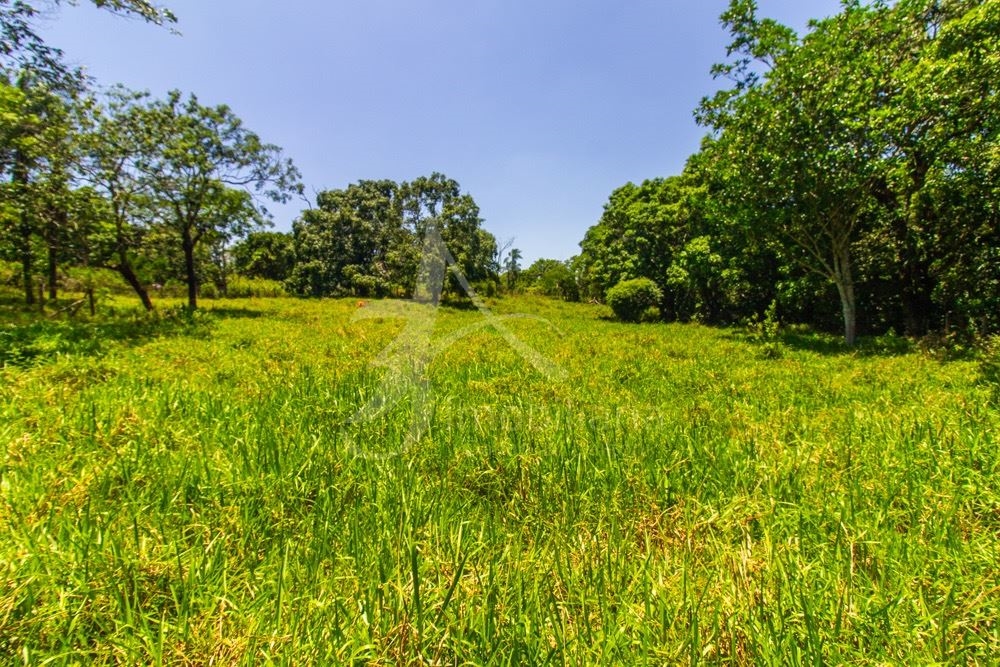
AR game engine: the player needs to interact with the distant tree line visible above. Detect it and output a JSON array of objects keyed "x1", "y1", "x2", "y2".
[
  {"x1": 573, "y1": 0, "x2": 999, "y2": 345},
  {"x1": 284, "y1": 174, "x2": 498, "y2": 299},
  {"x1": 497, "y1": 256, "x2": 580, "y2": 302},
  {"x1": 0, "y1": 2, "x2": 500, "y2": 309},
  {"x1": 0, "y1": 1, "x2": 304, "y2": 310},
  {"x1": 4, "y1": 0, "x2": 997, "y2": 344}
]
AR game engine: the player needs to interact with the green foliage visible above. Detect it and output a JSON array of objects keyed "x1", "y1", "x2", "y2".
[
  {"x1": 1, "y1": 1, "x2": 174, "y2": 101},
  {"x1": 576, "y1": 168, "x2": 762, "y2": 324},
  {"x1": 132, "y1": 90, "x2": 301, "y2": 309},
  {"x1": 521, "y1": 258, "x2": 578, "y2": 301},
  {"x1": 287, "y1": 179, "x2": 406, "y2": 298},
  {"x1": 288, "y1": 174, "x2": 497, "y2": 300},
  {"x1": 82, "y1": 0, "x2": 175, "y2": 25},
  {"x1": 577, "y1": 176, "x2": 690, "y2": 303},
  {"x1": 0, "y1": 259, "x2": 17, "y2": 285},
  {"x1": 748, "y1": 299, "x2": 783, "y2": 358},
  {"x1": 226, "y1": 275, "x2": 287, "y2": 298},
  {"x1": 502, "y1": 247, "x2": 522, "y2": 290},
  {"x1": 231, "y1": 230, "x2": 294, "y2": 282},
  {"x1": 0, "y1": 303, "x2": 208, "y2": 366},
  {"x1": 605, "y1": 277, "x2": 662, "y2": 323},
  {"x1": 695, "y1": 0, "x2": 1000, "y2": 343},
  {"x1": 664, "y1": 234, "x2": 725, "y2": 321}
]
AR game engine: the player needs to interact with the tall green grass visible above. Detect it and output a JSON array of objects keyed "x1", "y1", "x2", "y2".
[{"x1": 1, "y1": 296, "x2": 997, "y2": 664}]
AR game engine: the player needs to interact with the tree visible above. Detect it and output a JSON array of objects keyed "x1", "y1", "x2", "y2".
[
  {"x1": 698, "y1": 1, "x2": 889, "y2": 345},
  {"x1": 862, "y1": 0, "x2": 1000, "y2": 335},
  {"x1": 0, "y1": 73, "x2": 82, "y2": 305},
  {"x1": 503, "y1": 247, "x2": 522, "y2": 291},
  {"x1": 231, "y1": 230, "x2": 294, "y2": 282},
  {"x1": 0, "y1": 77, "x2": 40, "y2": 304},
  {"x1": 402, "y1": 172, "x2": 497, "y2": 296},
  {"x1": 289, "y1": 174, "x2": 497, "y2": 301},
  {"x1": 288, "y1": 179, "x2": 404, "y2": 297},
  {"x1": 0, "y1": 0, "x2": 176, "y2": 308},
  {"x1": 577, "y1": 174, "x2": 726, "y2": 317},
  {"x1": 1, "y1": 0, "x2": 174, "y2": 82},
  {"x1": 579, "y1": 178, "x2": 676, "y2": 301},
  {"x1": 521, "y1": 258, "x2": 578, "y2": 300},
  {"x1": 77, "y1": 0, "x2": 175, "y2": 24},
  {"x1": 134, "y1": 91, "x2": 300, "y2": 308},
  {"x1": 699, "y1": 0, "x2": 1000, "y2": 342},
  {"x1": 76, "y1": 89, "x2": 158, "y2": 309}
]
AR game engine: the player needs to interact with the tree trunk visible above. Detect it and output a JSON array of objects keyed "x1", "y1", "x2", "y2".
[
  {"x1": 45, "y1": 206, "x2": 66, "y2": 301},
  {"x1": 902, "y1": 279, "x2": 932, "y2": 338},
  {"x1": 833, "y1": 245, "x2": 857, "y2": 347},
  {"x1": 217, "y1": 243, "x2": 229, "y2": 297},
  {"x1": 47, "y1": 242, "x2": 58, "y2": 300},
  {"x1": 836, "y1": 280, "x2": 857, "y2": 347},
  {"x1": 116, "y1": 255, "x2": 154, "y2": 312},
  {"x1": 20, "y1": 231, "x2": 35, "y2": 306},
  {"x1": 892, "y1": 212, "x2": 933, "y2": 337},
  {"x1": 182, "y1": 229, "x2": 198, "y2": 310},
  {"x1": 13, "y1": 150, "x2": 34, "y2": 305}
]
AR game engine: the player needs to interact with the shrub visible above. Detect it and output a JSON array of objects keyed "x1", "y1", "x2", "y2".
[
  {"x1": 472, "y1": 279, "x2": 498, "y2": 298},
  {"x1": 749, "y1": 299, "x2": 783, "y2": 358},
  {"x1": 0, "y1": 260, "x2": 19, "y2": 286},
  {"x1": 227, "y1": 276, "x2": 288, "y2": 298},
  {"x1": 606, "y1": 278, "x2": 662, "y2": 323}
]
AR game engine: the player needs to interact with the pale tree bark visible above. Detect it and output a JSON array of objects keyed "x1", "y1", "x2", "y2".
[{"x1": 833, "y1": 254, "x2": 857, "y2": 346}]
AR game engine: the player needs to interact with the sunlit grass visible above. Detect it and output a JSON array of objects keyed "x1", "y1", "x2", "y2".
[{"x1": 1, "y1": 295, "x2": 998, "y2": 664}]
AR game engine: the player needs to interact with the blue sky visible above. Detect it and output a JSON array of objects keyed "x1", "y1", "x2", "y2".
[{"x1": 43, "y1": 0, "x2": 843, "y2": 265}]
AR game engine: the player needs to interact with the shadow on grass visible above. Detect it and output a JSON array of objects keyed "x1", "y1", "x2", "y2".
[
  {"x1": 203, "y1": 306, "x2": 264, "y2": 319},
  {"x1": 0, "y1": 304, "x2": 214, "y2": 368},
  {"x1": 727, "y1": 328, "x2": 916, "y2": 358},
  {"x1": 596, "y1": 315, "x2": 666, "y2": 324},
  {"x1": 437, "y1": 298, "x2": 480, "y2": 312}
]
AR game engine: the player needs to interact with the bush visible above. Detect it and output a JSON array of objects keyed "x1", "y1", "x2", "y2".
[
  {"x1": 0, "y1": 260, "x2": 19, "y2": 287},
  {"x1": 606, "y1": 278, "x2": 662, "y2": 323},
  {"x1": 227, "y1": 276, "x2": 288, "y2": 298},
  {"x1": 472, "y1": 279, "x2": 498, "y2": 298},
  {"x1": 749, "y1": 299, "x2": 783, "y2": 358}
]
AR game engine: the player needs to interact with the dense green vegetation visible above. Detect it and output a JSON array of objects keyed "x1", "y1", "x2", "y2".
[
  {"x1": 287, "y1": 175, "x2": 498, "y2": 300},
  {"x1": 2, "y1": 295, "x2": 998, "y2": 663},
  {"x1": 3, "y1": 0, "x2": 998, "y2": 348},
  {"x1": 606, "y1": 277, "x2": 663, "y2": 323},
  {"x1": 576, "y1": 0, "x2": 1000, "y2": 345}
]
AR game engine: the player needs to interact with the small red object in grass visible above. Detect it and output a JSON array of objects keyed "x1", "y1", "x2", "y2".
[{"x1": 357, "y1": 300, "x2": 366, "y2": 308}]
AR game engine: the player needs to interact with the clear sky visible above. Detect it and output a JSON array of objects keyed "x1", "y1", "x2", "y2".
[{"x1": 42, "y1": 0, "x2": 843, "y2": 265}]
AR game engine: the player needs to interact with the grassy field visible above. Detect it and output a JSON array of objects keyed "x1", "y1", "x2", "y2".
[{"x1": 1, "y1": 295, "x2": 998, "y2": 664}]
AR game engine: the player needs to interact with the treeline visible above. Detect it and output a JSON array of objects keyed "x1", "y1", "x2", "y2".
[
  {"x1": 574, "y1": 0, "x2": 999, "y2": 344},
  {"x1": 0, "y1": 1, "x2": 304, "y2": 310},
  {"x1": 5, "y1": 0, "x2": 997, "y2": 344},
  {"x1": 285, "y1": 174, "x2": 497, "y2": 299},
  {"x1": 0, "y1": 2, "x2": 500, "y2": 310}
]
